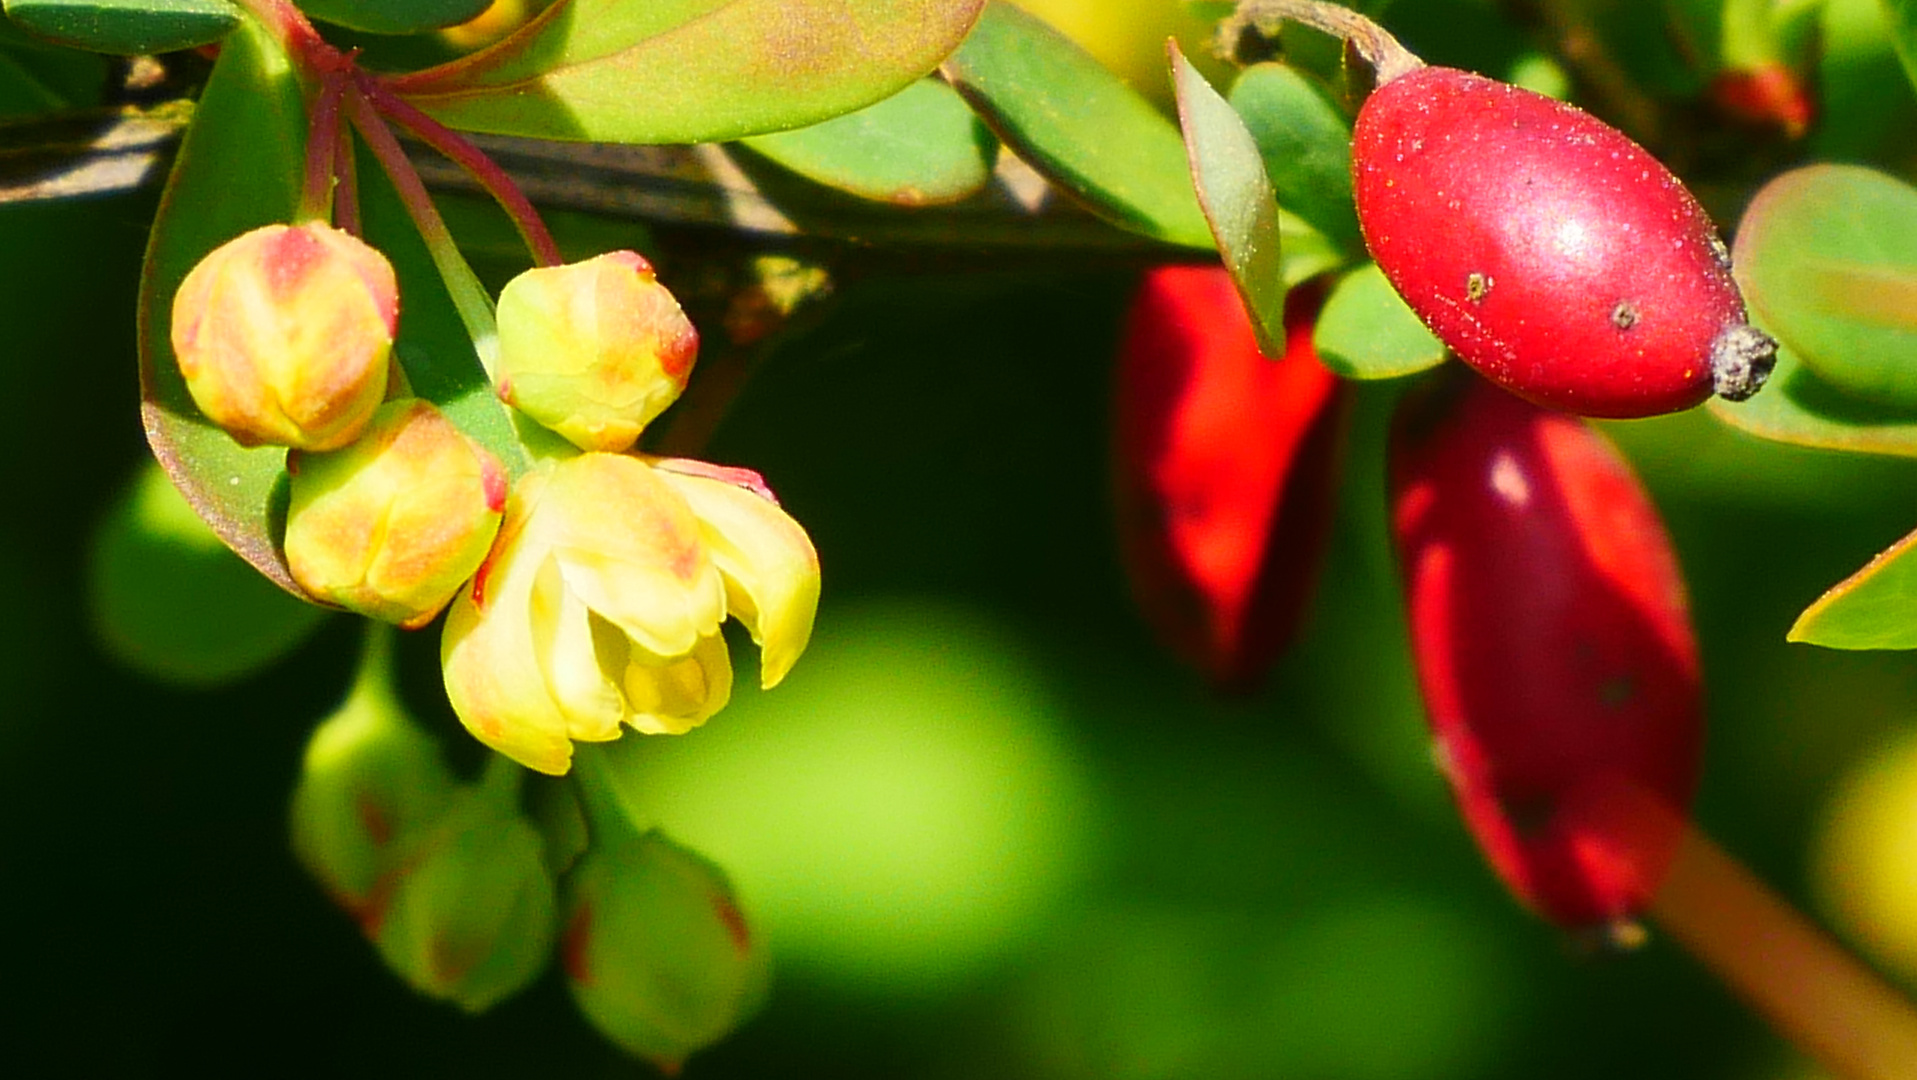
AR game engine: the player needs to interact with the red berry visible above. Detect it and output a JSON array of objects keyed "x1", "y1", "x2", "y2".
[
  {"x1": 1113, "y1": 266, "x2": 1347, "y2": 690},
  {"x1": 1389, "y1": 375, "x2": 1702, "y2": 927},
  {"x1": 1353, "y1": 66, "x2": 1775, "y2": 418}
]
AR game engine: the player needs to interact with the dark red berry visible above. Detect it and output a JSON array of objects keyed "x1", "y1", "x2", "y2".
[
  {"x1": 1114, "y1": 266, "x2": 1347, "y2": 690},
  {"x1": 1390, "y1": 374, "x2": 1702, "y2": 927},
  {"x1": 1354, "y1": 66, "x2": 1775, "y2": 418}
]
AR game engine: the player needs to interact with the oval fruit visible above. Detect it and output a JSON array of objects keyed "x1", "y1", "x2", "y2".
[
  {"x1": 1113, "y1": 265, "x2": 1347, "y2": 689},
  {"x1": 1354, "y1": 66, "x2": 1774, "y2": 418},
  {"x1": 1389, "y1": 374, "x2": 1703, "y2": 927}
]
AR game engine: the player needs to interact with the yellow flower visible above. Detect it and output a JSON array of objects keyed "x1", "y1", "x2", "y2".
[{"x1": 441, "y1": 452, "x2": 818, "y2": 775}]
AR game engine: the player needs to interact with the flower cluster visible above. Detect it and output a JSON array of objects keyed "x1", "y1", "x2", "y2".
[{"x1": 173, "y1": 233, "x2": 820, "y2": 776}]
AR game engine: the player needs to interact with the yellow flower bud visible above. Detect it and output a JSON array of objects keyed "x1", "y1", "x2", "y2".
[
  {"x1": 285, "y1": 399, "x2": 507, "y2": 628},
  {"x1": 494, "y1": 251, "x2": 698, "y2": 452},
  {"x1": 171, "y1": 222, "x2": 398, "y2": 450}
]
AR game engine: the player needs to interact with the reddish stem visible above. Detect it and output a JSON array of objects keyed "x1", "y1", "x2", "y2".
[
  {"x1": 1648, "y1": 811, "x2": 1917, "y2": 1078},
  {"x1": 334, "y1": 114, "x2": 361, "y2": 236},
  {"x1": 359, "y1": 73, "x2": 563, "y2": 268},
  {"x1": 298, "y1": 69, "x2": 347, "y2": 223}
]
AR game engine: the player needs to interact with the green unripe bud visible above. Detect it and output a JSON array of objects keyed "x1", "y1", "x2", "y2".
[
  {"x1": 285, "y1": 399, "x2": 507, "y2": 628},
  {"x1": 370, "y1": 779, "x2": 558, "y2": 1014},
  {"x1": 171, "y1": 222, "x2": 398, "y2": 450},
  {"x1": 290, "y1": 639, "x2": 459, "y2": 915},
  {"x1": 562, "y1": 827, "x2": 768, "y2": 1071},
  {"x1": 494, "y1": 251, "x2": 698, "y2": 452}
]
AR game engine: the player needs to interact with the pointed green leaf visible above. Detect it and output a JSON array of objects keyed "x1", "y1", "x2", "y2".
[
  {"x1": 3, "y1": 0, "x2": 236, "y2": 55},
  {"x1": 137, "y1": 15, "x2": 305, "y2": 593},
  {"x1": 1172, "y1": 43, "x2": 1284, "y2": 357},
  {"x1": 395, "y1": 0, "x2": 987, "y2": 145},
  {"x1": 740, "y1": 78, "x2": 995, "y2": 206},
  {"x1": 1708, "y1": 336, "x2": 1917, "y2": 457},
  {"x1": 941, "y1": 1, "x2": 1210, "y2": 248},
  {"x1": 1228, "y1": 61, "x2": 1361, "y2": 256},
  {"x1": 355, "y1": 139, "x2": 529, "y2": 477},
  {"x1": 300, "y1": 0, "x2": 489, "y2": 35},
  {"x1": 1790, "y1": 523, "x2": 1917, "y2": 649},
  {"x1": 1884, "y1": 0, "x2": 1917, "y2": 98},
  {"x1": 1734, "y1": 163, "x2": 1917, "y2": 408},
  {"x1": 1312, "y1": 263, "x2": 1446, "y2": 380}
]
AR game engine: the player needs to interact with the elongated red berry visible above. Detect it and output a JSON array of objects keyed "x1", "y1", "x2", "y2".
[
  {"x1": 1113, "y1": 266, "x2": 1347, "y2": 689},
  {"x1": 1354, "y1": 66, "x2": 1775, "y2": 418},
  {"x1": 1390, "y1": 375, "x2": 1702, "y2": 927}
]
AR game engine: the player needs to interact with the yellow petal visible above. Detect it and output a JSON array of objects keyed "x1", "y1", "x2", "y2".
[
  {"x1": 535, "y1": 454, "x2": 726, "y2": 658},
  {"x1": 623, "y1": 632, "x2": 733, "y2": 735},
  {"x1": 654, "y1": 467, "x2": 820, "y2": 688},
  {"x1": 440, "y1": 546, "x2": 577, "y2": 776},
  {"x1": 528, "y1": 553, "x2": 626, "y2": 744}
]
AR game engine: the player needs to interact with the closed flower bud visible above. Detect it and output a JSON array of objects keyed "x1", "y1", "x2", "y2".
[
  {"x1": 369, "y1": 775, "x2": 558, "y2": 1013},
  {"x1": 562, "y1": 827, "x2": 768, "y2": 1071},
  {"x1": 290, "y1": 631, "x2": 458, "y2": 917},
  {"x1": 442, "y1": 452, "x2": 818, "y2": 776},
  {"x1": 285, "y1": 399, "x2": 507, "y2": 628},
  {"x1": 494, "y1": 251, "x2": 698, "y2": 452},
  {"x1": 171, "y1": 222, "x2": 398, "y2": 450}
]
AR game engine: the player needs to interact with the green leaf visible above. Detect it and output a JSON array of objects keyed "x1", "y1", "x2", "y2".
[
  {"x1": 1881, "y1": 0, "x2": 1917, "y2": 107},
  {"x1": 1707, "y1": 336, "x2": 1917, "y2": 458},
  {"x1": 3, "y1": 0, "x2": 236, "y2": 55},
  {"x1": 1227, "y1": 61, "x2": 1361, "y2": 256},
  {"x1": 941, "y1": 1, "x2": 1211, "y2": 248},
  {"x1": 1789, "y1": 524, "x2": 1917, "y2": 649},
  {"x1": 741, "y1": 77, "x2": 995, "y2": 207},
  {"x1": 1172, "y1": 43, "x2": 1284, "y2": 357},
  {"x1": 88, "y1": 461, "x2": 327, "y2": 684},
  {"x1": 1734, "y1": 163, "x2": 1917, "y2": 409},
  {"x1": 1312, "y1": 263, "x2": 1446, "y2": 380},
  {"x1": 355, "y1": 135, "x2": 530, "y2": 477},
  {"x1": 137, "y1": 15, "x2": 305, "y2": 594},
  {"x1": 396, "y1": 0, "x2": 987, "y2": 145},
  {"x1": 299, "y1": 0, "x2": 490, "y2": 35}
]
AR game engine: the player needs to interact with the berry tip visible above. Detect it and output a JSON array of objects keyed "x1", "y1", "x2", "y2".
[{"x1": 1709, "y1": 323, "x2": 1778, "y2": 402}]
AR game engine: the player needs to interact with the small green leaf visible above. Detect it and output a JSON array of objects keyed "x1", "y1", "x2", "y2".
[
  {"x1": 1172, "y1": 42, "x2": 1284, "y2": 357},
  {"x1": 89, "y1": 461, "x2": 327, "y2": 684},
  {"x1": 396, "y1": 0, "x2": 987, "y2": 145},
  {"x1": 1881, "y1": 0, "x2": 1917, "y2": 105},
  {"x1": 137, "y1": 15, "x2": 305, "y2": 593},
  {"x1": 3, "y1": 0, "x2": 236, "y2": 55},
  {"x1": 1789, "y1": 524, "x2": 1917, "y2": 649},
  {"x1": 1227, "y1": 61, "x2": 1361, "y2": 255},
  {"x1": 356, "y1": 138, "x2": 530, "y2": 477},
  {"x1": 299, "y1": 0, "x2": 490, "y2": 35},
  {"x1": 1312, "y1": 263, "x2": 1446, "y2": 380},
  {"x1": 942, "y1": 1, "x2": 1211, "y2": 248},
  {"x1": 1735, "y1": 163, "x2": 1917, "y2": 409},
  {"x1": 1707, "y1": 337, "x2": 1917, "y2": 457},
  {"x1": 741, "y1": 78, "x2": 995, "y2": 207}
]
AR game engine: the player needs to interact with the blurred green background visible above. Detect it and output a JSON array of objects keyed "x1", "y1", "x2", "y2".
[{"x1": 10, "y1": 0, "x2": 1917, "y2": 1075}]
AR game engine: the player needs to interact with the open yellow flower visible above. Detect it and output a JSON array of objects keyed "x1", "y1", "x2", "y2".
[{"x1": 441, "y1": 452, "x2": 819, "y2": 775}]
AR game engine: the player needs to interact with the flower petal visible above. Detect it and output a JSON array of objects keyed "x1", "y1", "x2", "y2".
[
  {"x1": 654, "y1": 467, "x2": 820, "y2": 687},
  {"x1": 623, "y1": 632, "x2": 734, "y2": 735},
  {"x1": 528, "y1": 553, "x2": 626, "y2": 744},
  {"x1": 536, "y1": 454, "x2": 726, "y2": 659},
  {"x1": 441, "y1": 547, "x2": 577, "y2": 776}
]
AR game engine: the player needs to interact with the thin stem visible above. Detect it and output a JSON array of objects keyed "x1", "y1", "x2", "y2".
[
  {"x1": 568, "y1": 743, "x2": 647, "y2": 844},
  {"x1": 231, "y1": 0, "x2": 333, "y2": 70},
  {"x1": 360, "y1": 74, "x2": 563, "y2": 268},
  {"x1": 1651, "y1": 821, "x2": 1917, "y2": 1079},
  {"x1": 348, "y1": 620, "x2": 397, "y2": 704},
  {"x1": 342, "y1": 87, "x2": 501, "y2": 373},
  {"x1": 1221, "y1": 0, "x2": 1424, "y2": 83},
  {"x1": 298, "y1": 69, "x2": 347, "y2": 223},
  {"x1": 333, "y1": 113, "x2": 361, "y2": 236}
]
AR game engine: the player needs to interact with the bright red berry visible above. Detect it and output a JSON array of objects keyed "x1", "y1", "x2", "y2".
[
  {"x1": 1353, "y1": 66, "x2": 1775, "y2": 418},
  {"x1": 1389, "y1": 374, "x2": 1702, "y2": 928},
  {"x1": 1113, "y1": 265, "x2": 1347, "y2": 690}
]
